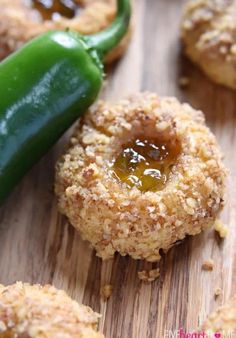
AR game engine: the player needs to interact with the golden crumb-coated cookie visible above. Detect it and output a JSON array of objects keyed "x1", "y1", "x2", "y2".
[
  {"x1": 0, "y1": 282, "x2": 104, "y2": 338},
  {"x1": 203, "y1": 295, "x2": 236, "y2": 335},
  {"x1": 181, "y1": 0, "x2": 236, "y2": 89},
  {"x1": 0, "y1": 0, "x2": 131, "y2": 63},
  {"x1": 55, "y1": 92, "x2": 227, "y2": 262}
]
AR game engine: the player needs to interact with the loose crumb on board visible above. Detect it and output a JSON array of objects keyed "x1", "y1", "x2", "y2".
[
  {"x1": 202, "y1": 259, "x2": 214, "y2": 271},
  {"x1": 138, "y1": 268, "x2": 160, "y2": 282},
  {"x1": 214, "y1": 219, "x2": 228, "y2": 239},
  {"x1": 100, "y1": 284, "x2": 113, "y2": 300},
  {"x1": 214, "y1": 287, "x2": 222, "y2": 298},
  {"x1": 178, "y1": 76, "x2": 190, "y2": 88}
]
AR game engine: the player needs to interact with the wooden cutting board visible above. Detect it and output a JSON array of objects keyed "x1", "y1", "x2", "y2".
[{"x1": 0, "y1": 0, "x2": 236, "y2": 337}]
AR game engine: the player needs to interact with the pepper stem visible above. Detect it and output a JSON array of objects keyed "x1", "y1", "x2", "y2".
[{"x1": 86, "y1": 0, "x2": 131, "y2": 59}]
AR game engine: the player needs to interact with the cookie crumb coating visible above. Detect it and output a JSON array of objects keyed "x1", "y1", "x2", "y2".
[
  {"x1": 0, "y1": 282, "x2": 104, "y2": 338},
  {"x1": 0, "y1": 0, "x2": 131, "y2": 63},
  {"x1": 55, "y1": 92, "x2": 227, "y2": 262},
  {"x1": 181, "y1": 0, "x2": 236, "y2": 89},
  {"x1": 203, "y1": 295, "x2": 236, "y2": 334}
]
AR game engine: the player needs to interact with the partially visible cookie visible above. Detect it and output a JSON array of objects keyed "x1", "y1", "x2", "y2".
[
  {"x1": 0, "y1": 0, "x2": 131, "y2": 63},
  {"x1": 0, "y1": 282, "x2": 104, "y2": 338},
  {"x1": 203, "y1": 295, "x2": 236, "y2": 335},
  {"x1": 181, "y1": 0, "x2": 236, "y2": 89}
]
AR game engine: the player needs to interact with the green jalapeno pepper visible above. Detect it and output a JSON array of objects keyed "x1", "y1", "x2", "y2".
[{"x1": 0, "y1": 0, "x2": 131, "y2": 203}]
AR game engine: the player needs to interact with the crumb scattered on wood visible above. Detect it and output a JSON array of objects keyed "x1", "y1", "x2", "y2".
[
  {"x1": 138, "y1": 268, "x2": 160, "y2": 283},
  {"x1": 214, "y1": 219, "x2": 228, "y2": 239},
  {"x1": 214, "y1": 287, "x2": 222, "y2": 298},
  {"x1": 179, "y1": 76, "x2": 190, "y2": 88},
  {"x1": 202, "y1": 259, "x2": 214, "y2": 271},
  {"x1": 100, "y1": 284, "x2": 113, "y2": 300}
]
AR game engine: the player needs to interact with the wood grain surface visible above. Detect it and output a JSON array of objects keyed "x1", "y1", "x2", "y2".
[{"x1": 0, "y1": 1, "x2": 236, "y2": 337}]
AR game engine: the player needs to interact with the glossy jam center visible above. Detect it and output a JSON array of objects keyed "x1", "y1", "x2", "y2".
[
  {"x1": 31, "y1": 0, "x2": 79, "y2": 20},
  {"x1": 0, "y1": 331, "x2": 14, "y2": 338},
  {"x1": 112, "y1": 137, "x2": 181, "y2": 192}
]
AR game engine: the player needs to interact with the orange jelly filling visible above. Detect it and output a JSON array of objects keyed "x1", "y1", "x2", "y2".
[
  {"x1": 0, "y1": 331, "x2": 14, "y2": 338},
  {"x1": 112, "y1": 137, "x2": 181, "y2": 192},
  {"x1": 31, "y1": 0, "x2": 79, "y2": 20}
]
